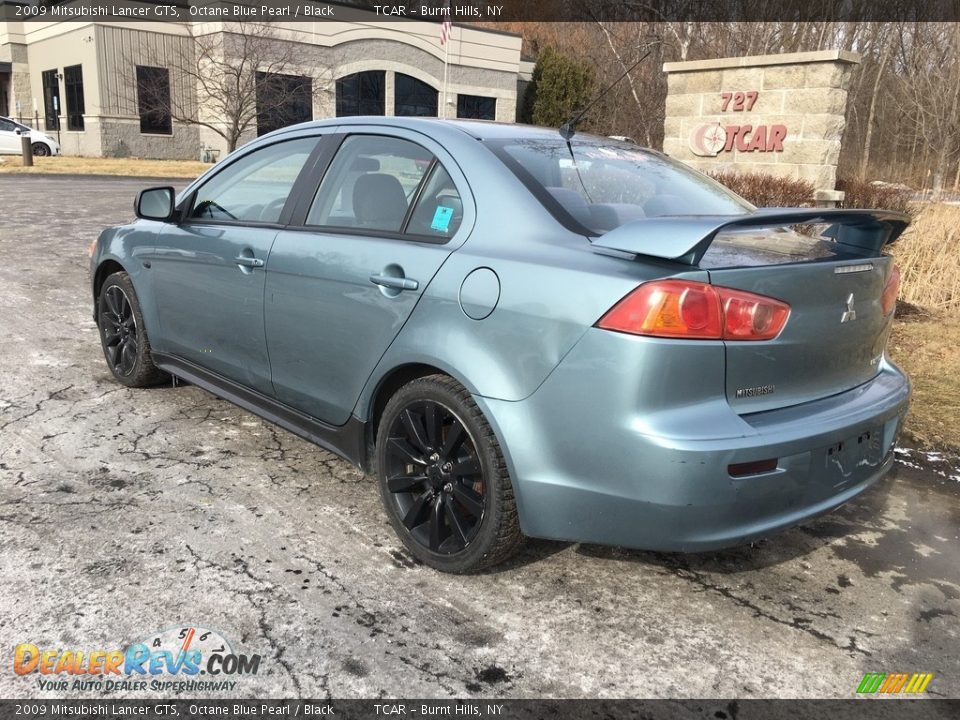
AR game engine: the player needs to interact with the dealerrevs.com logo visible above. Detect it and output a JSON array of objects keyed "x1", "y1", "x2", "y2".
[{"x1": 14, "y1": 626, "x2": 261, "y2": 693}]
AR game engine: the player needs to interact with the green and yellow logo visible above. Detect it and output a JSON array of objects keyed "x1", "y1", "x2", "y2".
[{"x1": 857, "y1": 672, "x2": 933, "y2": 694}]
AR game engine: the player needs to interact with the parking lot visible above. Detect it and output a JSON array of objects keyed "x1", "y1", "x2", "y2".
[{"x1": 1, "y1": 175, "x2": 958, "y2": 699}]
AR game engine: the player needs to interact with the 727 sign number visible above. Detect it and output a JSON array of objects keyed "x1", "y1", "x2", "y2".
[{"x1": 721, "y1": 91, "x2": 758, "y2": 111}]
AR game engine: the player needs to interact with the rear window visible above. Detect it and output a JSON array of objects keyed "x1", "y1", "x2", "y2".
[{"x1": 489, "y1": 138, "x2": 752, "y2": 235}]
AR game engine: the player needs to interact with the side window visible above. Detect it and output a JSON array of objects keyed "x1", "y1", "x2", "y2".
[
  {"x1": 190, "y1": 137, "x2": 317, "y2": 224},
  {"x1": 0, "y1": 119, "x2": 15, "y2": 132},
  {"x1": 307, "y1": 135, "x2": 433, "y2": 233},
  {"x1": 406, "y1": 165, "x2": 463, "y2": 239}
]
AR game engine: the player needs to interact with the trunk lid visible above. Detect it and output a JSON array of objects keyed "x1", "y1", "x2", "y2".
[
  {"x1": 590, "y1": 209, "x2": 909, "y2": 413},
  {"x1": 708, "y1": 250, "x2": 895, "y2": 413}
]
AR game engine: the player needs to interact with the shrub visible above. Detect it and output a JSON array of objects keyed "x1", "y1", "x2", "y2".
[
  {"x1": 837, "y1": 177, "x2": 915, "y2": 216},
  {"x1": 707, "y1": 171, "x2": 815, "y2": 208}
]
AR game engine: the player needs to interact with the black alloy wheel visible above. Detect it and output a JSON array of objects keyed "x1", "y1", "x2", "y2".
[
  {"x1": 100, "y1": 285, "x2": 139, "y2": 377},
  {"x1": 97, "y1": 272, "x2": 167, "y2": 388},
  {"x1": 383, "y1": 399, "x2": 486, "y2": 554},
  {"x1": 376, "y1": 375, "x2": 523, "y2": 573},
  {"x1": 31, "y1": 142, "x2": 50, "y2": 157}
]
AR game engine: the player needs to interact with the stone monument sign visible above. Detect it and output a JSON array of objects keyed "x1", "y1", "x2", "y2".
[{"x1": 662, "y1": 50, "x2": 860, "y2": 202}]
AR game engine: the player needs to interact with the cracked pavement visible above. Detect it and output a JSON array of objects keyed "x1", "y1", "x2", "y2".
[{"x1": 0, "y1": 175, "x2": 958, "y2": 700}]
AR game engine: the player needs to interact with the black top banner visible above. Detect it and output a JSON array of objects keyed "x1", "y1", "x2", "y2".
[{"x1": 1, "y1": 0, "x2": 959, "y2": 23}]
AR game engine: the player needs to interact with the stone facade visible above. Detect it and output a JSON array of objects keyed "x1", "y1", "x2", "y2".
[
  {"x1": 1, "y1": 10, "x2": 521, "y2": 159},
  {"x1": 0, "y1": 41, "x2": 30, "y2": 119},
  {"x1": 662, "y1": 50, "x2": 860, "y2": 192}
]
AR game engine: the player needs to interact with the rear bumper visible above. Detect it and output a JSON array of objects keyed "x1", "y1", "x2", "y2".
[{"x1": 476, "y1": 329, "x2": 910, "y2": 552}]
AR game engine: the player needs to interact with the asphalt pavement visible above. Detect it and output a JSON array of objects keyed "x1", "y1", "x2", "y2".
[{"x1": 1, "y1": 175, "x2": 958, "y2": 700}]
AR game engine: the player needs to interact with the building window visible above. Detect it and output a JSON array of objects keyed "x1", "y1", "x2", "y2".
[
  {"x1": 64, "y1": 65, "x2": 84, "y2": 131},
  {"x1": 255, "y1": 72, "x2": 313, "y2": 136},
  {"x1": 457, "y1": 94, "x2": 496, "y2": 120},
  {"x1": 394, "y1": 74, "x2": 437, "y2": 117},
  {"x1": 42, "y1": 69, "x2": 60, "y2": 131},
  {"x1": 136, "y1": 66, "x2": 172, "y2": 135},
  {"x1": 335, "y1": 71, "x2": 385, "y2": 117}
]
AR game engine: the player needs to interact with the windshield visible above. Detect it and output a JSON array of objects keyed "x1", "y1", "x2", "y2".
[{"x1": 490, "y1": 138, "x2": 753, "y2": 235}]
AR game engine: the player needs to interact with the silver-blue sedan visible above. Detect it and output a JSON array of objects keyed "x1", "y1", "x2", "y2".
[{"x1": 90, "y1": 118, "x2": 910, "y2": 572}]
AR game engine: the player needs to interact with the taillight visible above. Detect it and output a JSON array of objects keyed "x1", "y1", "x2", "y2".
[
  {"x1": 721, "y1": 287, "x2": 791, "y2": 340},
  {"x1": 881, "y1": 265, "x2": 900, "y2": 316},
  {"x1": 597, "y1": 280, "x2": 790, "y2": 341}
]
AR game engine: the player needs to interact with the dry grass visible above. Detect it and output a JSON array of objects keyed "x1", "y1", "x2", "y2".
[
  {"x1": 890, "y1": 312, "x2": 960, "y2": 451},
  {"x1": 891, "y1": 203, "x2": 960, "y2": 311},
  {"x1": 886, "y1": 203, "x2": 960, "y2": 449},
  {"x1": 0, "y1": 155, "x2": 209, "y2": 178}
]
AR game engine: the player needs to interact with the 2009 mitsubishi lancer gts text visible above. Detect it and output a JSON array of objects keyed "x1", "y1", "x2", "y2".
[{"x1": 89, "y1": 117, "x2": 910, "y2": 573}]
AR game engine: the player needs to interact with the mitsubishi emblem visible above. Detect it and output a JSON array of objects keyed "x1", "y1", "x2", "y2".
[{"x1": 841, "y1": 293, "x2": 857, "y2": 323}]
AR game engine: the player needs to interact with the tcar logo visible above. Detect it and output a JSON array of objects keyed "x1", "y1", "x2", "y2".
[
  {"x1": 690, "y1": 122, "x2": 788, "y2": 156},
  {"x1": 690, "y1": 123, "x2": 728, "y2": 157}
]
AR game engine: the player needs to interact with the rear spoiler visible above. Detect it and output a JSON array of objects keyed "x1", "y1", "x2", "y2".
[{"x1": 590, "y1": 209, "x2": 911, "y2": 266}]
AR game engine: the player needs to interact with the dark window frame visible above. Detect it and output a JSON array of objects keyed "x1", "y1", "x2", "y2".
[
  {"x1": 335, "y1": 71, "x2": 386, "y2": 117},
  {"x1": 41, "y1": 69, "x2": 60, "y2": 132},
  {"x1": 394, "y1": 73, "x2": 438, "y2": 117},
  {"x1": 255, "y1": 71, "x2": 313, "y2": 137},
  {"x1": 456, "y1": 94, "x2": 496, "y2": 120},
  {"x1": 136, "y1": 65, "x2": 172, "y2": 135},
  {"x1": 63, "y1": 64, "x2": 84, "y2": 131}
]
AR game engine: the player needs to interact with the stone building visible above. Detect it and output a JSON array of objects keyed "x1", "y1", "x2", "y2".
[
  {"x1": 0, "y1": 1, "x2": 522, "y2": 159},
  {"x1": 662, "y1": 50, "x2": 860, "y2": 200}
]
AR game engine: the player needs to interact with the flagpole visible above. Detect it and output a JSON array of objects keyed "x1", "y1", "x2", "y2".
[
  {"x1": 440, "y1": 3, "x2": 451, "y2": 119},
  {"x1": 442, "y1": 27, "x2": 449, "y2": 118}
]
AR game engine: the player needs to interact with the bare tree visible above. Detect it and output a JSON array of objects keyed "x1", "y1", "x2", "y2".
[
  {"x1": 485, "y1": 12, "x2": 960, "y2": 189},
  {"x1": 134, "y1": 22, "x2": 329, "y2": 153}
]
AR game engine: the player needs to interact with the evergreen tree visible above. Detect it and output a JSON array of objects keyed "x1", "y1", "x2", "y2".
[{"x1": 524, "y1": 47, "x2": 595, "y2": 128}]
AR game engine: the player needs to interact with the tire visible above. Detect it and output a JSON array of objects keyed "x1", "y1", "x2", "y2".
[
  {"x1": 31, "y1": 142, "x2": 51, "y2": 157},
  {"x1": 97, "y1": 272, "x2": 167, "y2": 387},
  {"x1": 375, "y1": 374, "x2": 524, "y2": 573}
]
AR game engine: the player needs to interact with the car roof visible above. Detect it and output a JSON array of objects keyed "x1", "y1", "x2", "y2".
[{"x1": 271, "y1": 116, "x2": 611, "y2": 144}]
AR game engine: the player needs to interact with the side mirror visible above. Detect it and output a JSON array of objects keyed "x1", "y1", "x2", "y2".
[
  {"x1": 14, "y1": 129, "x2": 21, "y2": 136},
  {"x1": 135, "y1": 187, "x2": 176, "y2": 221}
]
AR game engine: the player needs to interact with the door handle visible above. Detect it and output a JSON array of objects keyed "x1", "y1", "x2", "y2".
[
  {"x1": 370, "y1": 274, "x2": 419, "y2": 291},
  {"x1": 234, "y1": 256, "x2": 264, "y2": 268}
]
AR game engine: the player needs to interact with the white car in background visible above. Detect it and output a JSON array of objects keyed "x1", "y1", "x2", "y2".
[{"x1": 0, "y1": 116, "x2": 61, "y2": 156}]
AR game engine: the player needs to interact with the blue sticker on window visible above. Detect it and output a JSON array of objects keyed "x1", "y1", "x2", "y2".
[{"x1": 431, "y1": 205, "x2": 454, "y2": 232}]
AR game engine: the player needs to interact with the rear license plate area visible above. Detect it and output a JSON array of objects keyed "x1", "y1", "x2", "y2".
[{"x1": 824, "y1": 427, "x2": 883, "y2": 486}]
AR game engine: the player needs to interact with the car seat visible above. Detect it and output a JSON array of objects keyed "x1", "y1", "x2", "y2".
[{"x1": 353, "y1": 173, "x2": 408, "y2": 230}]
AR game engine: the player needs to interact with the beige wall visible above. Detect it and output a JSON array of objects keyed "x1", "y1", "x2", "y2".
[
  {"x1": 662, "y1": 50, "x2": 860, "y2": 192},
  {"x1": 0, "y1": 12, "x2": 521, "y2": 159}
]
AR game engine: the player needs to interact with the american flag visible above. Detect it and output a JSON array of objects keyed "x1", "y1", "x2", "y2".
[{"x1": 440, "y1": 3, "x2": 453, "y2": 46}]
